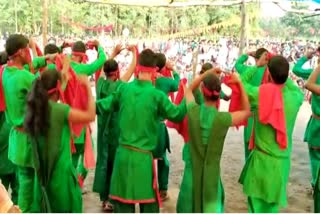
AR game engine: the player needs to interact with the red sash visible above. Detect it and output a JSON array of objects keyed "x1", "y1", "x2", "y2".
[
  {"x1": 166, "y1": 78, "x2": 189, "y2": 143},
  {"x1": 0, "y1": 66, "x2": 5, "y2": 111},
  {"x1": 63, "y1": 66, "x2": 95, "y2": 168},
  {"x1": 222, "y1": 75, "x2": 247, "y2": 128}
]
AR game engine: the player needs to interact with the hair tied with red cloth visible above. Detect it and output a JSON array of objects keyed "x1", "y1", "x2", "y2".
[
  {"x1": 72, "y1": 51, "x2": 88, "y2": 63},
  {"x1": 47, "y1": 80, "x2": 61, "y2": 95},
  {"x1": 136, "y1": 65, "x2": 158, "y2": 73},
  {"x1": 86, "y1": 41, "x2": 96, "y2": 50},
  {"x1": 202, "y1": 85, "x2": 220, "y2": 97}
]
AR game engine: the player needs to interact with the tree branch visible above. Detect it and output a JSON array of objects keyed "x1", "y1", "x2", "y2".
[{"x1": 271, "y1": 0, "x2": 319, "y2": 14}]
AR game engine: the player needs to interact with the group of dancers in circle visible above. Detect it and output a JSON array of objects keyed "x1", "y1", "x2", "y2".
[{"x1": 0, "y1": 34, "x2": 320, "y2": 213}]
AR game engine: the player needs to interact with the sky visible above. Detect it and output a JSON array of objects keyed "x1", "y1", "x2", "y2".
[{"x1": 260, "y1": 0, "x2": 319, "y2": 18}]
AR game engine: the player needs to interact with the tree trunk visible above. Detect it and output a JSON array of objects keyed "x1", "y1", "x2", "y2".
[
  {"x1": 239, "y1": 0, "x2": 247, "y2": 55},
  {"x1": 42, "y1": 0, "x2": 48, "y2": 47},
  {"x1": 192, "y1": 49, "x2": 199, "y2": 80}
]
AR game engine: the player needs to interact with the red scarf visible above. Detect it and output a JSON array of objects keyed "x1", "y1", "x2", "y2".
[
  {"x1": 166, "y1": 78, "x2": 189, "y2": 143},
  {"x1": 62, "y1": 65, "x2": 95, "y2": 169},
  {"x1": 0, "y1": 66, "x2": 5, "y2": 111},
  {"x1": 222, "y1": 75, "x2": 247, "y2": 128},
  {"x1": 72, "y1": 52, "x2": 88, "y2": 64},
  {"x1": 249, "y1": 83, "x2": 287, "y2": 150}
]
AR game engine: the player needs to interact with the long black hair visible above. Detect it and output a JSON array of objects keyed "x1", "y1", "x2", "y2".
[{"x1": 24, "y1": 69, "x2": 61, "y2": 138}]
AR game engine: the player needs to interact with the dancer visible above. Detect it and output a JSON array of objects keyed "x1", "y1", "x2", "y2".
[
  {"x1": 1, "y1": 34, "x2": 55, "y2": 212},
  {"x1": 93, "y1": 44, "x2": 137, "y2": 211},
  {"x1": 154, "y1": 53, "x2": 180, "y2": 201},
  {"x1": 292, "y1": 51, "x2": 320, "y2": 190},
  {"x1": 235, "y1": 48, "x2": 270, "y2": 160},
  {"x1": 0, "y1": 51, "x2": 18, "y2": 205},
  {"x1": 305, "y1": 64, "x2": 320, "y2": 212},
  {"x1": 176, "y1": 68, "x2": 250, "y2": 213},
  {"x1": 67, "y1": 40, "x2": 106, "y2": 188},
  {"x1": 24, "y1": 65, "x2": 95, "y2": 212},
  {"x1": 239, "y1": 56, "x2": 303, "y2": 212},
  {"x1": 96, "y1": 49, "x2": 186, "y2": 213}
]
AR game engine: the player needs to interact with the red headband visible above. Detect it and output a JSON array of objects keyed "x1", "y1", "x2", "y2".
[
  {"x1": 202, "y1": 85, "x2": 220, "y2": 97},
  {"x1": 72, "y1": 51, "x2": 88, "y2": 63},
  {"x1": 135, "y1": 65, "x2": 158, "y2": 74},
  {"x1": 47, "y1": 81, "x2": 61, "y2": 95},
  {"x1": 8, "y1": 47, "x2": 29, "y2": 58}
]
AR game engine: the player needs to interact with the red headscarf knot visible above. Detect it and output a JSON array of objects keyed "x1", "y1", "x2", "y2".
[
  {"x1": 72, "y1": 51, "x2": 88, "y2": 63},
  {"x1": 201, "y1": 85, "x2": 220, "y2": 97}
]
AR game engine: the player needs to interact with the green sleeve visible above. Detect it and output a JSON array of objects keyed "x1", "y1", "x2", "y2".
[
  {"x1": 159, "y1": 93, "x2": 187, "y2": 122},
  {"x1": 285, "y1": 79, "x2": 304, "y2": 103},
  {"x1": 32, "y1": 57, "x2": 47, "y2": 70},
  {"x1": 47, "y1": 63, "x2": 56, "y2": 70},
  {"x1": 241, "y1": 66, "x2": 258, "y2": 85},
  {"x1": 96, "y1": 95, "x2": 114, "y2": 115},
  {"x1": 72, "y1": 46, "x2": 107, "y2": 76},
  {"x1": 292, "y1": 56, "x2": 313, "y2": 80},
  {"x1": 241, "y1": 67, "x2": 259, "y2": 107},
  {"x1": 235, "y1": 54, "x2": 250, "y2": 75},
  {"x1": 23, "y1": 57, "x2": 47, "y2": 71},
  {"x1": 193, "y1": 88, "x2": 204, "y2": 105},
  {"x1": 21, "y1": 69, "x2": 36, "y2": 90},
  {"x1": 169, "y1": 71, "x2": 180, "y2": 92}
]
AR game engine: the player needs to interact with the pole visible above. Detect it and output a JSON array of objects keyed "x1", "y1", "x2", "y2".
[{"x1": 239, "y1": 0, "x2": 247, "y2": 55}]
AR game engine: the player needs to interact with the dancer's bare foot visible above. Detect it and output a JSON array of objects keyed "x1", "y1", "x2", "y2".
[
  {"x1": 160, "y1": 190, "x2": 169, "y2": 201},
  {"x1": 102, "y1": 201, "x2": 114, "y2": 212}
]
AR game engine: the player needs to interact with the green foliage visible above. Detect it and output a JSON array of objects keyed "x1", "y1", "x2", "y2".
[
  {"x1": 260, "y1": 2, "x2": 320, "y2": 40},
  {"x1": 0, "y1": 0, "x2": 263, "y2": 38}
]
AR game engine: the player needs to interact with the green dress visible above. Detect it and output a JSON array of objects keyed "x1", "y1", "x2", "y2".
[
  {"x1": 235, "y1": 54, "x2": 267, "y2": 160},
  {"x1": 154, "y1": 71, "x2": 180, "y2": 158},
  {"x1": 70, "y1": 45, "x2": 107, "y2": 179},
  {"x1": 93, "y1": 77, "x2": 123, "y2": 201},
  {"x1": 154, "y1": 71, "x2": 180, "y2": 191},
  {"x1": 0, "y1": 112, "x2": 17, "y2": 204},
  {"x1": 2, "y1": 57, "x2": 47, "y2": 212},
  {"x1": 292, "y1": 57, "x2": 320, "y2": 212},
  {"x1": 32, "y1": 101, "x2": 82, "y2": 212},
  {"x1": 293, "y1": 56, "x2": 320, "y2": 186},
  {"x1": 96, "y1": 79, "x2": 186, "y2": 207},
  {"x1": 176, "y1": 88, "x2": 205, "y2": 213},
  {"x1": 188, "y1": 103, "x2": 231, "y2": 213},
  {"x1": 238, "y1": 67, "x2": 303, "y2": 212}
]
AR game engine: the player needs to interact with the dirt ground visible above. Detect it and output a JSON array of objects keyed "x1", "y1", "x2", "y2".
[{"x1": 83, "y1": 100, "x2": 314, "y2": 213}]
